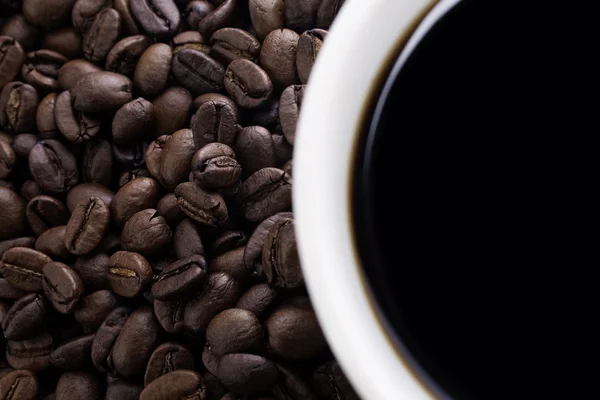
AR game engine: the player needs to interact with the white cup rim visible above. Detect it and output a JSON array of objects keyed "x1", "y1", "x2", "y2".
[{"x1": 294, "y1": 0, "x2": 461, "y2": 398}]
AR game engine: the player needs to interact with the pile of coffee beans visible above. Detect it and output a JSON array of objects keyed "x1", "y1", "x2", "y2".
[{"x1": 0, "y1": 0, "x2": 359, "y2": 399}]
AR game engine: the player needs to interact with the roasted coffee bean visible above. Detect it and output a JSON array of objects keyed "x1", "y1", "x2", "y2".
[
  {"x1": 159, "y1": 128, "x2": 195, "y2": 190},
  {"x1": 106, "y1": 35, "x2": 153, "y2": 77},
  {"x1": 144, "y1": 343, "x2": 195, "y2": 386},
  {"x1": 42, "y1": 262, "x2": 84, "y2": 314},
  {"x1": 152, "y1": 254, "x2": 208, "y2": 300},
  {"x1": 172, "y1": 49, "x2": 225, "y2": 96},
  {"x1": 201, "y1": 344, "x2": 219, "y2": 377},
  {"x1": 20, "y1": 181, "x2": 42, "y2": 202},
  {"x1": 146, "y1": 135, "x2": 169, "y2": 180},
  {"x1": 152, "y1": 87, "x2": 193, "y2": 138},
  {"x1": 130, "y1": 0, "x2": 181, "y2": 39},
  {"x1": 2, "y1": 293, "x2": 49, "y2": 340},
  {"x1": 64, "y1": 197, "x2": 110, "y2": 255},
  {"x1": 271, "y1": 364, "x2": 316, "y2": 400},
  {"x1": 153, "y1": 298, "x2": 185, "y2": 334},
  {"x1": 55, "y1": 371, "x2": 102, "y2": 400},
  {"x1": 210, "y1": 28, "x2": 261, "y2": 65},
  {"x1": 317, "y1": 0, "x2": 345, "y2": 29},
  {"x1": 21, "y1": 50, "x2": 67, "y2": 92},
  {"x1": 0, "y1": 369, "x2": 38, "y2": 400},
  {"x1": 185, "y1": 1, "x2": 214, "y2": 31},
  {"x1": 173, "y1": 219, "x2": 205, "y2": 259},
  {"x1": 28, "y1": 140, "x2": 79, "y2": 195},
  {"x1": 121, "y1": 209, "x2": 172, "y2": 258},
  {"x1": 12, "y1": 133, "x2": 38, "y2": 158},
  {"x1": 191, "y1": 93, "x2": 240, "y2": 149},
  {"x1": 6, "y1": 332, "x2": 53, "y2": 372},
  {"x1": 236, "y1": 283, "x2": 279, "y2": 318},
  {"x1": 74, "y1": 290, "x2": 119, "y2": 328},
  {"x1": 112, "y1": 98, "x2": 155, "y2": 145},
  {"x1": 112, "y1": 306, "x2": 162, "y2": 378},
  {"x1": 133, "y1": 43, "x2": 173, "y2": 98},
  {"x1": 296, "y1": 29, "x2": 326, "y2": 83},
  {"x1": 82, "y1": 139, "x2": 113, "y2": 186},
  {"x1": 279, "y1": 85, "x2": 305, "y2": 145},
  {"x1": 107, "y1": 251, "x2": 153, "y2": 297},
  {"x1": 36, "y1": 93, "x2": 59, "y2": 138},
  {"x1": 265, "y1": 302, "x2": 327, "y2": 361},
  {"x1": 248, "y1": 0, "x2": 284, "y2": 40},
  {"x1": 195, "y1": 0, "x2": 237, "y2": 37},
  {"x1": 71, "y1": 71, "x2": 133, "y2": 113},
  {"x1": 174, "y1": 182, "x2": 228, "y2": 227},
  {"x1": 140, "y1": 370, "x2": 206, "y2": 400},
  {"x1": 0, "y1": 187, "x2": 27, "y2": 240},
  {"x1": 0, "y1": 81, "x2": 38, "y2": 134},
  {"x1": 312, "y1": 360, "x2": 359, "y2": 400},
  {"x1": 0, "y1": 247, "x2": 51, "y2": 292},
  {"x1": 211, "y1": 247, "x2": 250, "y2": 283},
  {"x1": 0, "y1": 36, "x2": 24, "y2": 89},
  {"x1": 112, "y1": 140, "x2": 148, "y2": 167},
  {"x1": 83, "y1": 8, "x2": 121, "y2": 63},
  {"x1": 105, "y1": 380, "x2": 143, "y2": 400},
  {"x1": 240, "y1": 168, "x2": 292, "y2": 223},
  {"x1": 55, "y1": 91, "x2": 101, "y2": 143},
  {"x1": 114, "y1": 0, "x2": 141, "y2": 36},
  {"x1": 72, "y1": 253, "x2": 110, "y2": 292},
  {"x1": 260, "y1": 29, "x2": 299, "y2": 88},
  {"x1": 206, "y1": 308, "x2": 263, "y2": 356},
  {"x1": 49, "y1": 333, "x2": 95, "y2": 370},
  {"x1": 57, "y1": 59, "x2": 102, "y2": 91},
  {"x1": 183, "y1": 272, "x2": 241, "y2": 334},
  {"x1": 41, "y1": 27, "x2": 82, "y2": 59},
  {"x1": 22, "y1": 0, "x2": 75, "y2": 30},
  {"x1": 235, "y1": 126, "x2": 276, "y2": 175},
  {"x1": 225, "y1": 59, "x2": 273, "y2": 109},
  {"x1": 66, "y1": 183, "x2": 114, "y2": 212},
  {"x1": 34, "y1": 226, "x2": 71, "y2": 261},
  {"x1": 90, "y1": 306, "x2": 132, "y2": 372},
  {"x1": 0, "y1": 237, "x2": 35, "y2": 259},
  {"x1": 0, "y1": 138, "x2": 16, "y2": 179},
  {"x1": 0, "y1": 1, "x2": 347, "y2": 395},
  {"x1": 71, "y1": 0, "x2": 112, "y2": 33},
  {"x1": 0, "y1": 277, "x2": 28, "y2": 300},
  {"x1": 218, "y1": 353, "x2": 278, "y2": 395},
  {"x1": 212, "y1": 231, "x2": 247, "y2": 256},
  {"x1": 26, "y1": 195, "x2": 69, "y2": 236},
  {"x1": 157, "y1": 193, "x2": 186, "y2": 228},
  {"x1": 173, "y1": 31, "x2": 209, "y2": 55},
  {"x1": 262, "y1": 218, "x2": 302, "y2": 289},
  {"x1": 111, "y1": 177, "x2": 160, "y2": 226}
]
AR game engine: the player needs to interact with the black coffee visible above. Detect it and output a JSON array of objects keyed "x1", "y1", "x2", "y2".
[{"x1": 354, "y1": 1, "x2": 587, "y2": 399}]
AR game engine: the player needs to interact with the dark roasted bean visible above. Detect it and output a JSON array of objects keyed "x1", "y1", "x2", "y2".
[
  {"x1": 42, "y1": 262, "x2": 84, "y2": 314},
  {"x1": 152, "y1": 254, "x2": 208, "y2": 300},
  {"x1": 144, "y1": 342, "x2": 195, "y2": 386},
  {"x1": 2, "y1": 293, "x2": 49, "y2": 340},
  {"x1": 28, "y1": 140, "x2": 79, "y2": 195},
  {"x1": 0, "y1": 247, "x2": 51, "y2": 292},
  {"x1": 64, "y1": 196, "x2": 110, "y2": 256}
]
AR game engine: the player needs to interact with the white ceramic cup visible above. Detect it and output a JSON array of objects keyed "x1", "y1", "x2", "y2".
[{"x1": 294, "y1": 0, "x2": 462, "y2": 399}]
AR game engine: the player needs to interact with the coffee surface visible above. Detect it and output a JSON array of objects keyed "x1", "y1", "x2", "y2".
[{"x1": 354, "y1": 1, "x2": 586, "y2": 399}]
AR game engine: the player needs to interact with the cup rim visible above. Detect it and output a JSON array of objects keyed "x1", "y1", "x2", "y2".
[{"x1": 294, "y1": 0, "x2": 460, "y2": 398}]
